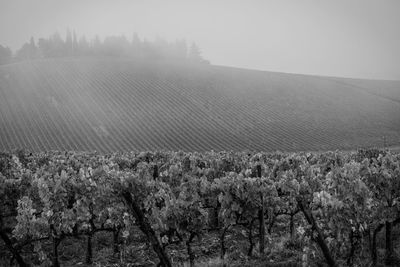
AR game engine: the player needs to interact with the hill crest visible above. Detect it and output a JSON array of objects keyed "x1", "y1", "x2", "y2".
[{"x1": 0, "y1": 58, "x2": 399, "y2": 152}]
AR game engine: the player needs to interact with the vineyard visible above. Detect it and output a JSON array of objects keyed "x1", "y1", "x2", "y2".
[
  {"x1": 1, "y1": 58, "x2": 400, "y2": 152},
  {"x1": 1, "y1": 149, "x2": 399, "y2": 266}
]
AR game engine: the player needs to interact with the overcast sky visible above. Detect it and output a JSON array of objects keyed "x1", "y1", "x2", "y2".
[{"x1": 1, "y1": 0, "x2": 400, "y2": 80}]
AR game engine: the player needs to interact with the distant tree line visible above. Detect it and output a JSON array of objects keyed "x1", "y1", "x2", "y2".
[
  {"x1": 0, "y1": 30, "x2": 209, "y2": 65},
  {"x1": 0, "y1": 45, "x2": 13, "y2": 65}
]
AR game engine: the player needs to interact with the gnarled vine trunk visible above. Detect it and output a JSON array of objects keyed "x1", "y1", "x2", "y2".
[
  {"x1": 0, "y1": 229, "x2": 29, "y2": 267},
  {"x1": 122, "y1": 191, "x2": 172, "y2": 267},
  {"x1": 298, "y1": 200, "x2": 337, "y2": 267}
]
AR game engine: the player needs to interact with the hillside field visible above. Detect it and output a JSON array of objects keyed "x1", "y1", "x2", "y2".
[{"x1": 0, "y1": 58, "x2": 399, "y2": 152}]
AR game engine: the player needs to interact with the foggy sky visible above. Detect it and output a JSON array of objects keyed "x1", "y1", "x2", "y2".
[{"x1": 1, "y1": 0, "x2": 400, "y2": 80}]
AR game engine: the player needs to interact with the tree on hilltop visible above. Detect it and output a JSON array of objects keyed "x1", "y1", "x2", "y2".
[
  {"x1": 16, "y1": 37, "x2": 37, "y2": 60},
  {"x1": 9, "y1": 31, "x2": 210, "y2": 64},
  {"x1": 174, "y1": 39, "x2": 188, "y2": 60},
  {"x1": 188, "y1": 42, "x2": 208, "y2": 63},
  {"x1": 78, "y1": 36, "x2": 90, "y2": 56},
  {"x1": 189, "y1": 43, "x2": 201, "y2": 61},
  {"x1": 0, "y1": 44, "x2": 12, "y2": 64},
  {"x1": 49, "y1": 32, "x2": 65, "y2": 57},
  {"x1": 65, "y1": 29, "x2": 73, "y2": 56},
  {"x1": 36, "y1": 32, "x2": 65, "y2": 58},
  {"x1": 103, "y1": 35, "x2": 131, "y2": 57},
  {"x1": 72, "y1": 30, "x2": 78, "y2": 55}
]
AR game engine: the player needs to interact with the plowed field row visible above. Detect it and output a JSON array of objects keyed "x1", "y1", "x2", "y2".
[{"x1": 0, "y1": 58, "x2": 399, "y2": 152}]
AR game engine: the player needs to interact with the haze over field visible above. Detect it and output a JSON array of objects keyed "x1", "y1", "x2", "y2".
[
  {"x1": 1, "y1": 58, "x2": 400, "y2": 152},
  {"x1": 1, "y1": 0, "x2": 400, "y2": 80}
]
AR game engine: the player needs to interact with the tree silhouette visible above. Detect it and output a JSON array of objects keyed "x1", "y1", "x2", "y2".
[
  {"x1": 174, "y1": 39, "x2": 188, "y2": 60},
  {"x1": 65, "y1": 29, "x2": 73, "y2": 56},
  {"x1": 188, "y1": 42, "x2": 203, "y2": 62},
  {"x1": 54, "y1": 32, "x2": 65, "y2": 57},
  {"x1": 16, "y1": 37, "x2": 37, "y2": 60},
  {"x1": 0, "y1": 45, "x2": 12, "y2": 64},
  {"x1": 78, "y1": 36, "x2": 90, "y2": 56},
  {"x1": 8, "y1": 31, "x2": 209, "y2": 64},
  {"x1": 72, "y1": 30, "x2": 78, "y2": 55}
]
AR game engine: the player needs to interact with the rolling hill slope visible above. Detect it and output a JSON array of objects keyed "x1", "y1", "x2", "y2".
[{"x1": 0, "y1": 58, "x2": 399, "y2": 152}]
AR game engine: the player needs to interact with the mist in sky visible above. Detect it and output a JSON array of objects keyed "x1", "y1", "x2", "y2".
[{"x1": 1, "y1": 0, "x2": 400, "y2": 80}]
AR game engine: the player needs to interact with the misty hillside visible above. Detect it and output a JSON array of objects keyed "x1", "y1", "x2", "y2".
[{"x1": 0, "y1": 58, "x2": 399, "y2": 152}]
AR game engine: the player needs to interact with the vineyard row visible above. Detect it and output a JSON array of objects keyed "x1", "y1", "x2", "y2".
[{"x1": 0, "y1": 148, "x2": 399, "y2": 266}]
